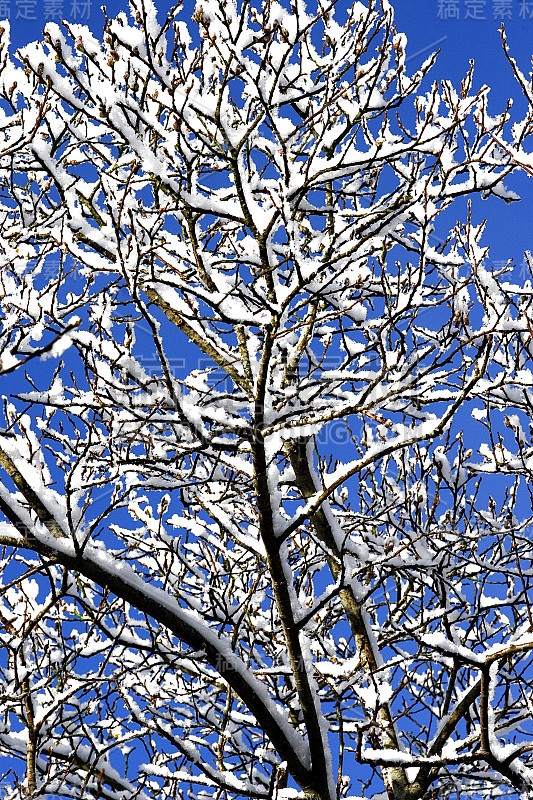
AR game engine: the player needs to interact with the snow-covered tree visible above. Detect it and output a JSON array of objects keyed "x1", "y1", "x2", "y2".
[{"x1": 1, "y1": 1, "x2": 533, "y2": 799}]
